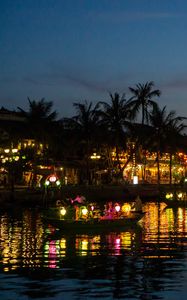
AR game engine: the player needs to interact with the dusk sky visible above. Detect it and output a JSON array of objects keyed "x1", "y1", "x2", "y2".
[{"x1": 1, "y1": 0, "x2": 187, "y2": 118}]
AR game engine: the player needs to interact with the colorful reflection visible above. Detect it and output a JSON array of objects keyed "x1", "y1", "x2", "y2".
[
  {"x1": 0, "y1": 210, "x2": 44, "y2": 271},
  {"x1": 44, "y1": 240, "x2": 61, "y2": 268},
  {"x1": 43, "y1": 229, "x2": 142, "y2": 264},
  {"x1": 141, "y1": 202, "x2": 187, "y2": 258},
  {"x1": 142, "y1": 202, "x2": 187, "y2": 237},
  {"x1": 1, "y1": 202, "x2": 187, "y2": 271}
]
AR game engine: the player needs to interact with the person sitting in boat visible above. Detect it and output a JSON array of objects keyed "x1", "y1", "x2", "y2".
[
  {"x1": 113, "y1": 202, "x2": 121, "y2": 218},
  {"x1": 131, "y1": 195, "x2": 143, "y2": 213},
  {"x1": 56, "y1": 199, "x2": 62, "y2": 207},
  {"x1": 102, "y1": 201, "x2": 114, "y2": 219},
  {"x1": 73, "y1": 195, "x2": 86, "y2": 204},
  {"x1": 74, "y1": 205, "x2": 88, "y2": 220}
]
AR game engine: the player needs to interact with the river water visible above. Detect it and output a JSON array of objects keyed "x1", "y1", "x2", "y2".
[{"x1": 1, "y1": 201, "x2": 187, "y2": 299}]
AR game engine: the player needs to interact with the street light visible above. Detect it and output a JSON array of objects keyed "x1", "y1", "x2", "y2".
[{"x1": 90, "y1": 153, "x2": 101, "y2": 159}]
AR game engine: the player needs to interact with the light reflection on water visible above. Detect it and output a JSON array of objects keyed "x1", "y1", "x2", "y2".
[{"x1": 1, "y1": 202, "x2": 187, "y2": 299}]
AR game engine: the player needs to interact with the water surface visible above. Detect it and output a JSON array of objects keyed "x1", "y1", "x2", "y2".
[{"x1": 1, "y1": 202, "x2": 187, "y2": 299}]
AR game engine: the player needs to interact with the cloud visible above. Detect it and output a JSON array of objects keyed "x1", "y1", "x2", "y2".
[
  {"x1": 22, "y1": 73, "x2": 107, "y2": 92},
  {"x1": 161, "y1": 75, "x2": 187, "y2": 90},
  {"x1": 63, "y1": 74, "x2": 108, "y2": 93},
  {"x1": 21, "y1": 64, "x2": 134, "y2": 96}
]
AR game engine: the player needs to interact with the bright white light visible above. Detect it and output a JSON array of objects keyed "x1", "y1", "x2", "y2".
[
  {"x1": 82, "y1": 207, "x2": 88, "y2": 215},
  {"x1": 115, "y1": 205, "x2": 121, "y2": 212},
  {"x1": 133, "y1": 176, "x2": 138, "y2": 184},
  {"x1": 12, "y1": 149, "x2": 18, "y2": 153}
]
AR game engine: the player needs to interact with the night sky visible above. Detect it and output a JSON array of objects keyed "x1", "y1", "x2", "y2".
[{"x1": 1, "y1": 0, "x2": 187, "y2": 118}]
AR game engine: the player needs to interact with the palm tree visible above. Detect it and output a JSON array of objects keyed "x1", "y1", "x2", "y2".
[
  {"x1": 98, "y1": 92, "x2": 133, "y2": 180},
  {"x1": 17, "y1": 98, "x2": 58, "y2": 186},
  {"x1": 148, "y1": 105, "x2": 186, "y2": 185},
  {"x1": 165, "y1": 115, "x2": 187, "y2": 184},
  {"x1": 63, "y1": 100, "x2": 101, "y2": 184},
  {"x1": 18, "y1": 98, "x2": 57, "y2": 143},
  {"x1": 129, "y1": 81, "x2": 161, "y2": 125}
]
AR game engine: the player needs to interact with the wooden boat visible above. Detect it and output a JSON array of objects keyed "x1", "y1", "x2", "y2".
[
  {"x1": 43, "y1": 200, "x2": 145, "y2": 233},
  {"x1": 43, "y1": 212, "x2": 144, "y2": 233}
]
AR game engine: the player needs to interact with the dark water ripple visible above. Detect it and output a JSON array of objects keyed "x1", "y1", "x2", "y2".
[{"x1": 1, "y1": 203, "x2": 187, "y2": 299}]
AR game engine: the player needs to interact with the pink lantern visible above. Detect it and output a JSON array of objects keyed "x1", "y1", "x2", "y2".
[{"x1": 48, "y1": 175, "x2": 57, "y2": 183}]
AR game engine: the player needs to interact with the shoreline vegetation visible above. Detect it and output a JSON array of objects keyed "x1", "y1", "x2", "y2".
[
  {"x1": 1, "y1": 86, "x2": 187, "y2": 200},
  {"x1": 1, "y1": 183, "x2": 187, "y2": 208}
]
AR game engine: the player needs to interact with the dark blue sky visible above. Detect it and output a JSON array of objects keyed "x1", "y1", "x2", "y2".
[{"x1": 1, "y1": 0, "x2": 187, "y2": 118}]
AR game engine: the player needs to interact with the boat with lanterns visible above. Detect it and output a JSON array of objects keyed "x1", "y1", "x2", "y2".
[{"x1": 43, "y1": 201, "x2": 144, "y2": 232}]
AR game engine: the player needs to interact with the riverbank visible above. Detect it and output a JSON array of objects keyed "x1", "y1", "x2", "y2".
[{"x1": 1, "y1": 183, "x2": 187, "y2": 208}]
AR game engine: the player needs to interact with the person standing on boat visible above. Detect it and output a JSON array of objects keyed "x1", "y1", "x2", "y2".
[
  {"x1": 132, "y1": 195, "x2": 143, "y2": 213},
  {"x1": 73, "y1": 195, "x2": 86, "y2": 204}
]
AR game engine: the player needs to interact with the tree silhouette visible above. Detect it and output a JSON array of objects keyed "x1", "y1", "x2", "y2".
[
  {"x1": 17, "y1": 98, "x2": 58, "y2": 186},
  {"x1": 149, "y1": 105, "x2": 186, "y2": 185},
  {"x1": 129, "y1": 81, "x2": 161, "y2": 125},
  {"x1": 17, "y1": 97, "x2": 57, "y2": 144},
  {"x1": 63, "y1": 100, "x2": 101, "y2": 184},
  {"x1": 98, "y1": 93, "x2": 132, "y2": 180}
]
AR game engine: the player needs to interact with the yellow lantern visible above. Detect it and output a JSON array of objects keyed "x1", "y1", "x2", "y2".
[
  {"x1": 60, "y1": 207, "x2": 67, "y2": 216},
  {"x1": 122, "y1": 203, "x2": 131, "y2": 213}
]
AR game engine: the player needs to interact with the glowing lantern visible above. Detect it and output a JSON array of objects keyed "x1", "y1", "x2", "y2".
[
  {"x1": 114, "y1": 204, "x2": 121, "y2": 212},
  {"x1": 49, "y1": 175, "x2": 57, "y2": 183},
  {"x1": 178, "y1": 192, "x2": 183, "y2": 199},
  {"x1": 60, "y1": 207, "x2": 67, "y2": 216},
  {"x1": 81, "y1": 207, "x2": 88, "y2": 216},
  {"x1": 165, "y1": 193, "x2": 173, "y2": 199},
  {"x1": 45, "y1": 180, "x2": 50, "y2": 186},
  {"x1": 122, "y1": 203, "x2": 131, "y2": 213},
  {"x1": 12, "y1": 148, "x2": 18, "y2": 153}
]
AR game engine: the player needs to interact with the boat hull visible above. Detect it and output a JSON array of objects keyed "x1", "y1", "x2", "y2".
[{"x1": 44, "y1": 213, "x2": 144, "y2": 233}]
